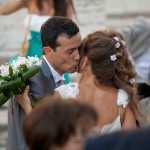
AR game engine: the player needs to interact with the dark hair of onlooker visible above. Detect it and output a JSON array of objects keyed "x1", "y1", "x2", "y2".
[
  {"x1": 23, "y1": 96, "x2": 97, "y2": 150},
  {"x1": 41, "y1": 16, "x2": 79, "y2": 51},
  {"x1": 37, "y1": 0, "x2": 77, "y2": 18}
]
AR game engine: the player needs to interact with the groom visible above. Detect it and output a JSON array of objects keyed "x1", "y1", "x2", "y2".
[{"x1": 7, "y1": 16, "x2": 81, "y2": 150}]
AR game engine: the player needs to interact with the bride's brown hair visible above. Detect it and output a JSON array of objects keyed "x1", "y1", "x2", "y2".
[{"x1": 79, "y1": 30, "x2": 146, "y2": 123}]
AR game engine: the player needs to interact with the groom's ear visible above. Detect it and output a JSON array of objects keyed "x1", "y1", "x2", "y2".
[{"x1": 43, "y1": 46, "x2": 54, "y2": 57}]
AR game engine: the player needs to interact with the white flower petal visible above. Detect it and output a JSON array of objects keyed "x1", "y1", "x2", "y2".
[
  {"x1": 114, "y1": 36, "x2": 119, "y2": 41},
  {"x1": 115, "y1": 42, "x2": 120, "y2": 48},
  {"x1": 0, "y1": 56, "x2": 41, "y2": 78},
  {"x1": 121, "y1": 40, "x2": 126, "y2": 46},
  {"x1": 110, "y1": 55, "x2": 117, "y2": 61}
]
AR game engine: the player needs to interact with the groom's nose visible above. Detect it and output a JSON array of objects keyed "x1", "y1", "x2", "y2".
[{"x1": 73, "y1": 49, "x2": 80, "y2": 60}]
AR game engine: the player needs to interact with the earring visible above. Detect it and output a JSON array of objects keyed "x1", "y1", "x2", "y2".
[{"x1": 82, "y1": 64, "x2": 85, "y2": 68}]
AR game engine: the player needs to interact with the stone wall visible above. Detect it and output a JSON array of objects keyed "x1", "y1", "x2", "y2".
[
  {"x1": 0, "y1": 0, "x2": 106, "y2": 62},
  {"x1": 0, "y1": 0, "x2": 150, "y2": 63},
  {"x1": 105, "y1": 0, "x2": 150, "y2": 29}
]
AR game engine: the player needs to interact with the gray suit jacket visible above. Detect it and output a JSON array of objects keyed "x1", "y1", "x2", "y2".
[
  {"x1": 118, "y1": 16, "x2": 150, "y2": 85},
  {"x1": 7, "y1": 56, "x2": 56, "y2": 150}
]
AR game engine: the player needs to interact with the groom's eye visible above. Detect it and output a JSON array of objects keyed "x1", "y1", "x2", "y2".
[{"x1": 66, "y1": 50, "x2": 74, "y2": 54}]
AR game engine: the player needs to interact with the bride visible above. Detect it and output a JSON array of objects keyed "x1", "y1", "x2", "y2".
[{"x1": 15, "y1": 30, "x2": 146, "y2": 135}]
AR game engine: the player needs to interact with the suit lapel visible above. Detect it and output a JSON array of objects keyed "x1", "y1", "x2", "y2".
[{"x1": 40, "y1": 56, "x2": 56, "y2": 94}]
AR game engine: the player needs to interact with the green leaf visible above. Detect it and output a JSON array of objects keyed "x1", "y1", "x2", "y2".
[
  {"x1": 0, "y1": 77, "x2": 25, "y2": 93},
  {"x1": 0, "y1": 91, "x2": 13, "y2": 107},
  {"x1": 18, "y1": 64, "x2": 28, "y2": 74},
  {"x1": 0, "y1": 76, "x2": 10, "y2": 81},
  {"x1": 9, "y1": 66, "x2": 13, "y2": 78},
  {"x1": 12, "y1": 87, "x2": 25, "y2": 95},
  {"x1": 3, "y1": 90, "x2": 13, "y2": 98},
  {"x1": 22, "y1": 65, "x2": 39, "y2": 81}
]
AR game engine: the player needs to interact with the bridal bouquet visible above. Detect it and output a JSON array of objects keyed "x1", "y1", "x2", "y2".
[{"x1": 0, "y1": 56, "x2": 42, "y2": 106}]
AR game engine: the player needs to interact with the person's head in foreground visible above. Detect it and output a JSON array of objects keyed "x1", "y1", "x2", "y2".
[
  {"x1": 23, "y1": 96, "x2": 98, "y2": 150},
  {"x1": 78, "y1": 30, "x2": 146, "y2": 123}
]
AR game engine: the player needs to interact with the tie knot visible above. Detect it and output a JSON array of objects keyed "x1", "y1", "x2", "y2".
[
  {"x1": 56, "y1": 79, "x2": 65, "y2": 87},
  {"x1": 57, "y1": 80, "x2": 61, "y2": 85}
]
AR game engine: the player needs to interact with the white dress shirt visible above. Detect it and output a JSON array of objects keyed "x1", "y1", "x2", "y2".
[{"x1": 43, "y1": 56, "x2": 65, "y2": 87}]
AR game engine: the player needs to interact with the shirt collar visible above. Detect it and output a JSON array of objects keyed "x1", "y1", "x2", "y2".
[{"x1": 43, "y1": 56, "x2": 65, "y2": 83}]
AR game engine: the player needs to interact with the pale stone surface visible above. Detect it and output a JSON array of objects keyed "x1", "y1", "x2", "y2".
[{"x1": 0, "y1": 0, "x2": 27, "y2": 54}]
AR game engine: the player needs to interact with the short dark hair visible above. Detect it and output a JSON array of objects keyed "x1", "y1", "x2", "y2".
[
  {"x1": 41, "y1": 16, "x2": 79, "y2": 51},
  {"x1": 23, "y1": 96, "x2": 97, "y2": 150}
]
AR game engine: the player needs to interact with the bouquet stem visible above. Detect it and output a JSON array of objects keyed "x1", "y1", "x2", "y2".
[
  {"x1": 0, "y1": 91, "x2": 13, "y2": 106},
  {"x1": 0, "y1": 78, "x2": 25, "y2": 93},
  {"x1": 22, "y1": 65, "x2": 39, "y2": 81}
]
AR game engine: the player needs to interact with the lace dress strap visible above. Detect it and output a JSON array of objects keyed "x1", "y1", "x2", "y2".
[
  {"x1": 100, "y1": 89, "x2": 128, "y2": 135},
  {"x1": 55, "y1": 82, "x2": 79, "y2": 99},
  {"x1": 117, "y1": 89, "x2": 129, "y2": 108}
]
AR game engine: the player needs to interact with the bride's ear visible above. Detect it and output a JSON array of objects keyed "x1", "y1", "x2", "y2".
[{"x1": 83, "y1": 56, "x2": 89, "y2": 66}]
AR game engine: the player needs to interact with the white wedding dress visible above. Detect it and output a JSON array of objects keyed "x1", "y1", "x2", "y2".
[{"x1": 55, "y1": 82, "x2": 129, "y2": 135}]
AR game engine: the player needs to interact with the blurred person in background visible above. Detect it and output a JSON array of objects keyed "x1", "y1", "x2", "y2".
[
  {"x1": 0, "y1": 0, "x2": 77, "y2": 83},
  {"x1": 22, "y1": 96, "x2": 98, "y2": 150},
  {"x1": 118, "y1": 16, "x2": 150, "y2": 99},
  {"x1": 118, "y1": 16, "x2": 150, "y2": 124}
]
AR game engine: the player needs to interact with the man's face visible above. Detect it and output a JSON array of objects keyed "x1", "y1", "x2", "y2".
[{"x1": 49, "y1": 32, "x2": 81, "y2": 75}]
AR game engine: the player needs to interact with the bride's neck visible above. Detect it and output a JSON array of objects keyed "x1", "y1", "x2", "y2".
[
  {"x1": 79, "y1": 68, "x2": 95, "y2": 84},
  {"x1": 80, "y1": 64, "x2": 94, "y2": 78}
]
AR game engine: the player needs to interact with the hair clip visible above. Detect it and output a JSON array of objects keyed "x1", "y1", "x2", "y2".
[{"x1": 110, "y1": 55, "x2": 117, "y2": 61}]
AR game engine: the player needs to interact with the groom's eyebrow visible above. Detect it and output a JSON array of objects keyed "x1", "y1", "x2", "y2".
[{"x1": 66, "y1": 48, "x2": 76, "y2": 52}]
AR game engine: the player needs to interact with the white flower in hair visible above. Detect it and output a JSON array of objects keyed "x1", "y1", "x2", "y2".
[
  {"x1": 114, "y1": 36, "x2": 119, "y2": 41},
  {"x1": 116, "y1": 42, "x2": 120, "y2": 48},
  {"x1": 129, "y1": 79, "x2": 135, "y2": 84},
  {"x1": 110, "y1": 55, "x2": 117, "y2": 61},
  {"x1": 121, "y1": 40, "x2": 126, "y2": 46}
]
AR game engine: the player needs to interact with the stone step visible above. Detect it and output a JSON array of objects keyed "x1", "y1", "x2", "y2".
[
  {"x1": 0, "y1": 106, "x2": 8, "y2": 150},
  {"x1": 0, "y1": 126, "x2": 8, "y2": 149}
]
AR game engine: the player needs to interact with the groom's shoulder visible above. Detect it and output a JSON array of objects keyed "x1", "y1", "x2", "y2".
[{"x1": 29, "y1": 67, "x2": 44, "y2": 82}]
